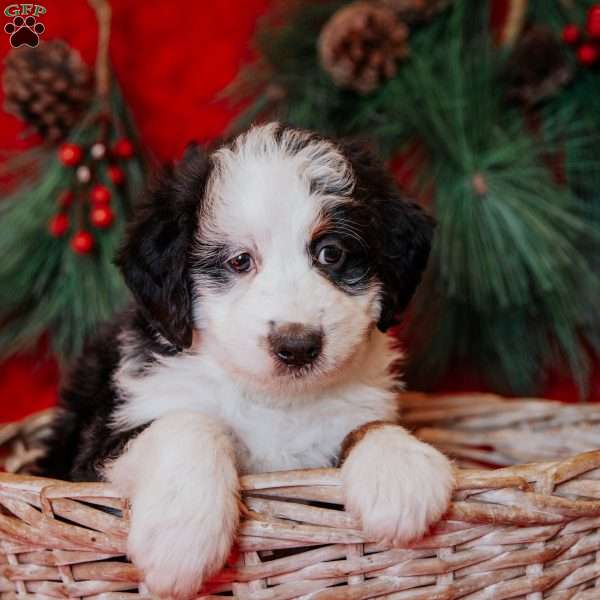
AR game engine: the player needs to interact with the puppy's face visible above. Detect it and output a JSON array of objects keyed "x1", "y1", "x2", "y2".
[
  {"x1": 119, "y1": 124, "x2": 433, "y2": 392},
  {"x1": 192, "y1": 127, "x2": 379, "y2": 388}
]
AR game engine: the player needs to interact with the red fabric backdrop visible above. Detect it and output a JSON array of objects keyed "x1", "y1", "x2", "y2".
[{"x1": 0, "y1": 0, "x2": 598, "y2": 423}]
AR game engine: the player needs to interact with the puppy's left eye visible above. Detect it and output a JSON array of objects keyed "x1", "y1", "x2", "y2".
[
  {"x1": 227, "y1": 252, "x2": 254, "y2": 273},
  {"x1": 317, "y1": 244, "x2": 345, "y2": 267}
]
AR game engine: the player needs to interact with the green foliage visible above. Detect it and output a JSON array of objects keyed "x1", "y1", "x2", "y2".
[
  {"x1": 536, "y1": 2, "x2": 600, "y2": 265},
  {"x1": 231, "y1": 0, "x2": 468, "y2": 145},
  {"x1": 231, "y1": 0, "x2": 600, "y2": 396},
  {"x1": 231, "y1": 0, "x2": 375, "y2": 137},
  {"x1": 528, "y1": 0, "x2": 596, "y2": 31},
  {"x1": 0, "y1": 83, "x2": 145, "y2": 362}
]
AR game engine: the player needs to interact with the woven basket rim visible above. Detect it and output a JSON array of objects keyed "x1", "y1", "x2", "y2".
[{"x1": 2, "y1": 396, "x2": 600, "y2": 598}]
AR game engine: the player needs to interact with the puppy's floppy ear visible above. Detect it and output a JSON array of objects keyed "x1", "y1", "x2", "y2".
[
  {"x1": 341, "y1": 140, "x2": 435, "y2": 332},
  {"x1": 374, "y1": 194, "x2": 435, "y2": 331},
  {"x1": 116, "y1": 144, "x2": 211, "y2": 349}
]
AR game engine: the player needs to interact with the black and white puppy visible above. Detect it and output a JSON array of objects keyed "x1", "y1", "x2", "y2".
[{"x1": 40, "y1": 123, "x2": 454, "y2": 599}]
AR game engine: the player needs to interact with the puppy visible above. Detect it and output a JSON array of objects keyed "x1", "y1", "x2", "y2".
[{"x1": 39, "y1": 123, "x2": 454, "y2": 599}]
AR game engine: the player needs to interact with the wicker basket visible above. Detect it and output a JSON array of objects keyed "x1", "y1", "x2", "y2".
[{"x1": 2, "y1": 394, "x2": 600, "y2": 599}]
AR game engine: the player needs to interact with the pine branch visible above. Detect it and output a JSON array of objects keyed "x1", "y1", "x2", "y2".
[{"x1": 0, "y1": 84, "x2": 145, "y2": 361}]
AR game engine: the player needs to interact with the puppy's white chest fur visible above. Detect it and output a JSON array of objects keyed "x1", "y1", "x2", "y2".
[
  {"x1": 113, "y1": 330, "x2": 400, "y2": 474},
  {"x1": 227, "y1": 383, "x2": 396, "y2": 472}
]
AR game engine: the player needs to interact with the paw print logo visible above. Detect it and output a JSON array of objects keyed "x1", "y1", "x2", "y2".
[{"x1": 4, "y1": 15, "x2": 45, "y2": 48}]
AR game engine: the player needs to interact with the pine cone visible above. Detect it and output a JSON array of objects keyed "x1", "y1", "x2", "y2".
[
  {"x1": 2, "y1": 40, "x2": 93, "y2": 142},
  {"x1": 319, "y1": 1, "x2": 409, "y2": 95},
  {"x1": 505, "y1": 26, "x2": 573, "y2": 105},
  {"x1": 380, "y1": 0, "x2": 451, "y2": 23}
]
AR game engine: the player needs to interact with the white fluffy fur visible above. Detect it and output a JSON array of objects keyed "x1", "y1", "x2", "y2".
[
  {"x1": 107, "y1": 124, "x2": 452, "y2": 598},
  {"x1": 105, "y1": 412, "x2": 239, "y2": 599},
  {"x1": 341, "y1": 424, "x2": 454, "y2": 545},
  {"x1": 114, "y1": 328, "x2": 399, "y2": 474}
]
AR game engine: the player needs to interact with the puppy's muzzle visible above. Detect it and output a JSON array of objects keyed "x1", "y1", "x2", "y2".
[{"x1": 268, "y1": 323, "x2": 323, "y2": 369}]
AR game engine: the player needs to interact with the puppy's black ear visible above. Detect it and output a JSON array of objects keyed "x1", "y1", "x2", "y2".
[
  {"x1": 116, "y1": 146, "x2": 211, "y2": 349},
  {"x1": 374, "y1": 195, "x2": 435, "y2": 331},
  {"x1": 341, "y1": 140, "x2": 435, "y2": 332}
]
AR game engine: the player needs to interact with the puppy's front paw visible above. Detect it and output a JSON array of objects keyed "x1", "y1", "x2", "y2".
[
  {"x1": 341, "y1": 424, "x2": 454, "y2": 546},
  {"x1": 104, "y1": 412, "x2": 240, "y2": 599},
  {"x1": 127, "y1": 494, "x2": 238, "y2": 599}
]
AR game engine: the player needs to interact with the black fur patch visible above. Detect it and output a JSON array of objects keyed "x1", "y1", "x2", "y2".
[
  {"x1": 116, "y1": 145, "x2": 212, "y2": 350},
  {"x1": 271, "y1": 125, "x2": 434, "y2": 323},
  {"x1": 309, "y1": 226, "x2": 371, "y2": 294},
  {"x1": 36, "y1": 317, "x2": 143, "y2": 481},
  {"x1": 189, "y1": 241, "x2": 235, "y2": 289},
  {"x1": 332, "y1": 139, "x2": 434, "y2": 330}
]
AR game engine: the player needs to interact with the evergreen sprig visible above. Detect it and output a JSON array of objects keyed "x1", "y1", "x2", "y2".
[
  {"x1": 382, "y1": 4, "x2": 599, "y2": 394},
  {"x1": 0, "y1": 84, "x2": 145, "y2": 362}
]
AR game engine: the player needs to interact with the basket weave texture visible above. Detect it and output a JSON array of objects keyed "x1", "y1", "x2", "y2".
[{"x1": 1, "y1": 394, "x2": 600, "y2": 599}]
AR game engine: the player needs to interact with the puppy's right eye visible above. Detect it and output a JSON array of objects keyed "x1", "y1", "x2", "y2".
[
  {"x1": 317, "y1": 245, "x2": 344, "y2": 267},
  {"x1": 226, "y1": 252, "x2": 254, "y2": 273}
]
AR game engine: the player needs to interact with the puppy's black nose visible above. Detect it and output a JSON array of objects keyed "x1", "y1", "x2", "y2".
[{"x1": 269, "y1": 323, "x2": 323, "y2": 368}]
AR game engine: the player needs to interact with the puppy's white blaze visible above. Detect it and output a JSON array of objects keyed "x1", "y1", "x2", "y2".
[
  {"x1": 203, "y1": 124, "x2": 353, "y2": 255},
  {"x1": 104, "y1": 412, "x2": 239, "y2": 599},
  {"x1": 341, "y1": 425, "x2": 454, "y2": 545},
  {"x1": 215, "y1": 123, "x2": 354, "y2": 199}
]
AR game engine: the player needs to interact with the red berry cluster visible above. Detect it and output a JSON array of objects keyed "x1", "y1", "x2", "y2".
[
  {"x1": 49, "y1": 138, "x2": 135, "y2": 255},
  {"x1": 562, "y1": 5, "x2": 600, "y2": 66}
]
